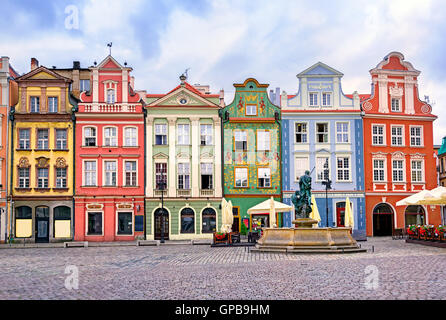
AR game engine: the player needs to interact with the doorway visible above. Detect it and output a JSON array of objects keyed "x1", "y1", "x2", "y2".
[
  {"x1": 405, "y1": 205, "x2": 425, "y2": 226},
  {"x1": 154, "y1": 208, "x2": 169, "y2": 240},
  {"x1": 35, "y1": 206, "x2": 49, "y2": 243},
  {"x1": 373, "y1": 203, "x2": 394, "y2": 236},
  {"x1": 232, "y1": 207, "x2": 240, "y2": 233}
]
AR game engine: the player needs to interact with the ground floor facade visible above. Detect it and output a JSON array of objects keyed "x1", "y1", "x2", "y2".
[
  {"x1": 0, "y1": 198, "x2": 6, "y2": 243},
  {"x1": 12, "y1": 197, "x2": 73, "y2": 243},
  {"x1": 74, "y1": 196, "x2": 145, "y2": 242},
  {"x1": 145, "y1": 199, "x2": 222, "y2": 240},
  {"x1": 365, "y1": 194, "x2": 443, "y2": 237},
  {"x1": 283, "y1": 191, "x2": 367, "y2": 239}
]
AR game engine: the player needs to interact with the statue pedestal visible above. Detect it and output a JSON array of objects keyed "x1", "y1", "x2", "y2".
[{"x1": 251, "y1": 223, "x2": 366, "y2": 254}]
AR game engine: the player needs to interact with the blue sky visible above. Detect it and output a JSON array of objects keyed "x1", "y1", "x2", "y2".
[{"x1": 1, "y1": 0, "x2": 445, "y2": 143}]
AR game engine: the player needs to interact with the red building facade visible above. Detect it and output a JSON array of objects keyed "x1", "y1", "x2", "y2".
[
  {"x1": 362, "y1": 52, "x2": 441, "y2": 236},
  {"x1": 74, "y1": 56, "x2": 145, "y2": 241}
]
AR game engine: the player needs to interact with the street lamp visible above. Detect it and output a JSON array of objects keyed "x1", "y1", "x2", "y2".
[
  {"x1": 321, "y1": 159, "x2": 332, "y2": 228},
  {"x1": 157, "y1": 173, "x2": 167, "y2": 243}
]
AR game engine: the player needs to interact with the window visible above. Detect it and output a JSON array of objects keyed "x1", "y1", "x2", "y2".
[
  {"x1": 37, "y1": 168, "x2": 49, "y2": 188},
  {"x1": 410, "y1": 127, "x2": 423, "y2": 146},
  {"x1": 117, "y1": 212, "x2": 132, "y2": 235},
  {"x1": 372, "y1": 125, "x2": 385, "y2": 145},
  {"x1": 200, "y1": 124, "x2": 212, "y2": 146},
  {"x1": 201, "y1": 163, "x2": 213, "y2": 189},
  {"x1": 316, "y1": 123, "x2": 328, "y2": 143},
  {"x1": 411, "y1": 160, "x2": 423, "y2": 182},
  {"x1": 309, "y1": 93, "x2": 318, "y2": 106},
  {"x1": 202, "y1": 208, "x2": 216, "y2": 233},
  {"x1": 124, "y1": 127, "x2": 137, "y2": 147},
  {"x1": 107, "y1": 89, "x2": 115, "y2": 104},
  {"x1": 257, "y1": 131, "x2": 270, "y2": 151},
  {"x1": 124, "y1": 161, "x2": 137, "y2": 186},
  {"x1": 37, "y1": 129, "x2": 49, "y2": 149},
  {"x1": 322, "y1": 93, "x2": 331, "y2": 106},
  {"x1": 316, "y1": 157, "x2": 329, "y2": 181},
  {"x1": 391, "y1": 98, "x2": 401, "y2": 112},
  {"x1": 177, "y1": 124, "x2": 190, "y2": 145},
  {"x1": 80, "y1": 79, "x2": 90, "y2": 92},
  {"x1": 392, "y1": 160, "x2": 404, "y2": 182},
  {"x1": 180, "y1": 208, "x2": 195, "y2": 234},
  {"x1": 246, "y1": 104, "x2": 257, "y2": 115},
  {"x1": 84, "y1": 161, "x2": 96, "y2": 186},
  {"x1": 18, "y1": 129, "x2": 30, "y2": 149},
  {"x1": 30, "y1": 96, "x2": 40, "y2": 113},
  {"x1": 55, "y1": 129, "x2": 67, "y2": 150},
  {"x1": 104, "y1": 127, "x2": 117, "y2": 147},
  {"x1": 56, "y1": 168, "x2": 67, "y2": 188},
  {"x1": 177, "y1": 163, "x2": 190, "y2": 190},
  {"x1": 155, "y1": 124, "x2": 167, "y2": 145},
  {"x1": 295, "y1": 157, "x2": 309, "y2": 181},
  {"x1": 104, "y1": 161, "x2": 117, "y2": 186},
  {"x1": 235, "y1": 168, "x2": 248, "y2": 187},
  {"x1": 87, "y1": 212, "x2": 102, "y2": 235},
  {"x1": 54, "y1": 206, "x2": 71, "y2": 238},
  {"x1": 336, "y1": 122, "x2": 349, "y2": 143},
  {"x1": 391, "y1": 126, "x2": 403, "y2": 146},
  {"x1": 84, "y1": 127, "x2": 97, "y2": 146},
  {"x1": 48, "y1": 97, "x2": 58, "y2": 113},
  {"x1": 18, "y1": 167, "x2": 30, "y2": 188},
  {"x1": 373, "y1": 159, "x2": 385, "y2": 181},
  {"x1": 234, "y1": 130, "x2": 247, "y2": 151},
  {"x1": 258, "y1": 167, "x2": 271, "y2": 187},
  {"x1": 155, "y1": 163, "x2": 167, "y2": 189},
  {"x1": 295, "y1": 123, "x2": 307, "y2": 143},
  {"x1": 337, "y1": 157, "x2": 350, "y2": 181}
]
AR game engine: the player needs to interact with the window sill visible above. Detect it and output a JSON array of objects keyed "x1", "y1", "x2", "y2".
[
  {"x1": 16, "y1": 148, "x2": 32, "y2": 151},
  {"x1": 122, "y1": 146, "x2": 139, "y2": 148},
  {"x1": 34, "y1": 188, "x2": 50, "y2": 192},
  {"x1": 15, "y1": 187, "x2": 31, "y2": 192},
  {"x1": 410, "y1": 145, "x2": 424, "y2": 148},
  {"x1": 86, "y1": 234, "x2": 103, "y2": 236},
  {"x1": 81, "y1": 146, "x2": 98, "y2": 148},
  {"x1": 102, "y1": 185, "x2": 118, "y2": 188},
  {"x1": 53, "y1": 188, "x2": 69, "y2": 192},
  {"x1": 123, "y1": 185, "x2": 139, "y2": 188},
  {"x1": 371, "y1": 144, "x2": 387, "y2": 147},
  {"x1": 53, "y1": 149, "x2": 69, "y2": 152},
  {"x1": 234, "y1": 187, "x2": 249, "y2": 189},
  {"x1": 81, "y1": 185, "x2": 98, "y2": 188},
  {"x1": 34, "y1": 149, "x2": 51, "y2": 152}
]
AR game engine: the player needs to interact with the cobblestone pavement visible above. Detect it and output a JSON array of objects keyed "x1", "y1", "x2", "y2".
[{"x1": 0, "y1": 237, "x2": 445, "y2": 300}]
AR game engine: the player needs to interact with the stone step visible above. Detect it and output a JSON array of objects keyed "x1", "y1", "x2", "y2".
[
  {"x1": 136, "y1": 240, "x2": 160, "y2": 246},
  {"x1": 64, "y1": 241, "x2": 88, "y2": 248}
]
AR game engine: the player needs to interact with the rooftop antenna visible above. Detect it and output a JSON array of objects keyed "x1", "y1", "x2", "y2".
[{"x1": 107, "y1": 42, "x2": 113, "y2": 55}]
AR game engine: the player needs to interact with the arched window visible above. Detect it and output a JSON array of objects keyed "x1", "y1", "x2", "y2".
[
  {"x1": 180, "y1": 208, "x2": 195, "y2": 233},
  {"x1": 104, "y1": 127, "x2": 117, "y2": 147},
  {"x1": 15, "y1": 206, "x2": 32, "y2": 238},
  {"x1": 405, "y1": 205, "x2": 425, "y2": 226},
  {"x1": 54, "y1": 206, "x2": 71, "y2": 220},
  {"x1": 36, "y1": 206, "x2": 49, "y2": 218},
  {"x1": 202, "y1": 208, "x2": 216, "y2": 233},
  {"x1": 16, "y1": 206, "x2": 32, "y2": 219}
]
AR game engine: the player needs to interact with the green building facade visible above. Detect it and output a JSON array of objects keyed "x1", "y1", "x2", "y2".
[{"x1": 221, "y1": 78, "x2": 282, "y2": 233}]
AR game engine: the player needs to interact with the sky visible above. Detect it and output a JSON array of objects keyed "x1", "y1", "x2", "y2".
[{"x1": 1, "y1": 0, "x2": 445, "y2": 143}]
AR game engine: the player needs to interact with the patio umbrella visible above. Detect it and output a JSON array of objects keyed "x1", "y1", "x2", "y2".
[
  {"x1": 220, "y1": 198, "x2": 233, "y2": 233},
  {"x1": 309, "y1": 195, "x2": 321, "y2": 227},
  {"x1": 344, "y1": 197, "x2": 354, "y2": 229},
  {"x1": 269, "y1": 197, "x2": 277, "y2": 228},
  {"x1": 396, "y1": 190, "x2": 438, "y2": 206},
  {"x1": 248, "y1": 198, "x2": 293, "y2": 228}
]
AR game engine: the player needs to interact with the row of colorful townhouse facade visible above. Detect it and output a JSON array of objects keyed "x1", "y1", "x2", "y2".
[{"x1": 0, "y1": 51, "x2": 442, "y2": 243}]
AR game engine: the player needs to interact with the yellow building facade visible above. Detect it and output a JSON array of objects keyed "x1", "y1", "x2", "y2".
[{"x1": 10, "y1": 61, "x2": 75, "y2": 243}]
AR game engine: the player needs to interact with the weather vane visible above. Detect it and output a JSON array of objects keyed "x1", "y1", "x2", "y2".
[{"x1": 107, "y1": 42, "x2": 113, "y2": 55}]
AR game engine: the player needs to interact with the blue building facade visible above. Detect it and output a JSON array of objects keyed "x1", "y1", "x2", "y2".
[{"x1": 277, "y1": 62, "x2": 366, "y2": 239}]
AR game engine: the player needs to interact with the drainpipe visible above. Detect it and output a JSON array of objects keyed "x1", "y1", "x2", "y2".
[
  {"x1": 143, "y1": 105, "x2": 147, "y2": 240},
  {"x1": 219, "y1": 109, "x2": 226, "y2": 233},
  {"x1": 8, "y1": 92, "x2": 14, "y2": 243},
  {"x1": 274, "y1": 109, "x2": 283, "y2": 226},
  {"x1": 4, "y1": 76, "x2": 10, "y2": 243},
  {"x1": 69, "y1": 92, "x2": 78, "y2": 241}
]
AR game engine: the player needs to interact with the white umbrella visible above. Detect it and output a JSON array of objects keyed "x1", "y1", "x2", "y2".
[
  {"x1": 220, "y1": 198, "x2": 233, "y2": 233},
  {"x1": 269, "y1": 197, "x2": 277, "y2": 228},
  {"x1": 396, "y1": 189, "x2": 438, "y2": 206},
  {"x1": 309, "y1": 195, "x2": 321, "y2": 228},
  {"x1": 344, "y1": 197, "x2": 354, "y2": 229}
]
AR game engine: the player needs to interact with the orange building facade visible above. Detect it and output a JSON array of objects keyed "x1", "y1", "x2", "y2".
[{"x1": 362, "y1": 52, "x2": 441, "y2": 236}]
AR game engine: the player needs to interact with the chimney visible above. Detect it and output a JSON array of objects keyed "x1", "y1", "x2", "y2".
[
  {"x1": 73, "y1": 61, "x2": 80, "y2": 70},
  {"x1": 31, "y1": 58, "x2": 39, "y2": 71},
  {"x1": 219, "y1": 89, "x2": 225, "y2": 108}
]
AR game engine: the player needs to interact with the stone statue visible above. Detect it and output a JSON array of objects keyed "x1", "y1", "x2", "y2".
[{"x1": 291, "y1": 170, "x2": 312, "y2": 219}]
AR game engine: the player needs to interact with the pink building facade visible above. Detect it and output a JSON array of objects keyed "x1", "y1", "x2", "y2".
[{"x1": 74, "y1": 56, "x2": 145, "y2": 242}]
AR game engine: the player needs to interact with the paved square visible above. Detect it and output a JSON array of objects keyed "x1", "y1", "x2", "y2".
[{"x1": 0, "y1": 238, "x2": 445, "y2": 300}]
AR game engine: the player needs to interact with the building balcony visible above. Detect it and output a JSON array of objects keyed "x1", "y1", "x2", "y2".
[
  {"x1": 81, "y1": 104, "x2": 141, "y2": 113},
  {"x1": 177, "y1": 189, "x2": 191, "y2": 197},
  {"x1": 200, "y1": 189, "x2": 214, "y2": 197},
  {"x1": 154, "y1": 189, "x2": 167, "y2": 197}
]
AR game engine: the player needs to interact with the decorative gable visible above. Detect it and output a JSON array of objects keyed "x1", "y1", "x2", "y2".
[{"x1": 297, "y1": 62, "x2": 343, "y2": 78}]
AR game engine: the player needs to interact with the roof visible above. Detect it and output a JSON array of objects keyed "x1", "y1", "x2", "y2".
[
  {"x1": 439, "y1": 137, "x2": 446, "y2": 155},
  {"x1": 147, "y1": 82, "x2": 219, "y2": 98},
  {"x1": 345, "y1": 93, "x2": 371, "y2": 102}
]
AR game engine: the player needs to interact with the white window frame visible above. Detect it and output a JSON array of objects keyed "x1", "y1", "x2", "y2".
[
  {"x1": 18, "y1": 167, "x2": 30, "y2": 188},
  {"x1": 391, "y1": 125, "x2": 404, "y2": 146},
  {"x1": 200, "y1": 163, "x2": 213, "y2": 189},
  {"x1": 316, "y1": 156, "x2": 330, "y2": 182},
  {"x1": 235, "y1": 167, "x2": 248, "y2": 188},
  {"x1": 83, "y1": 159, "x2": 98, "y2": 186},
  {"x1": 123, "y1": 126, "x2": 138, "y2": 147},
  {"x1": 391, "y1": 98, "x2": 401, "y2": 112},
  {"x1": 234, "y1": 130, "x2": 247, "y2": 151},
  {"x1": 315, "y1": 122, "x2": 329, "y2": 144},
  {"x1": 372, "y1": 158, "x2": 386, "y2": 182},
  {"x1": 336, "y1": 156, "x2": 351, "y2": 182},
  {"x1": 257, "y1": 167, "x2": 271, "y2": 188},
  {"x1": 256, "y1": 130, "x2": 270, "y2": 151},
  {"x1": 85, "y1": 211, "x2": 104, "y2": 236},
  {"x1": 79, "y1": 79, "x2": 90, "y2": 92},
  {"x1": 103, "y1": 126, "x2": 118, "y2": 147},
  {"x1": 48, "y1": 96, "x2": 58, "y2": 113},
  {"x1": 177, "y1": 123, "x2": 190, "y2": 145},
  {"x1": 55, "y1": 128, "x2": 67, "y2": 150},
  {"x1": 19, "y1": 129, "x2": 30, "y2": 149},
  {"x1": 372, "y1": 124, "x2": 386, "y2": 146},
  {"x1": 155, "y1": 162, "x2": 168, "y2": 189},
  {"x1": 37, "y1": 167, "x2": 49, "y2": 188},
  {"x1": 411, "y1": 159, "x2": 424, "y2": 183},
  {"x1": 177, "y1": 162, "x2": 191, "y2": 190},
  {"x1": 83, "y1": 126, "x2": 97, "y2": 147},
  {"x1": 392, "y1": 159, "x2": 405, "y2": 182},
  {"x1": 103, "y1": 159, "x2": 118, "y2": 186},
  {"x1": 55, "y1": 167, "x2": 67, "y2": 188},
  {"x1": 115, "y1": 210, "x2": 134, "y2": 237},
  {"x1": 295, "y1": 122, "x2": 308, "y2": 144},
  {"x1": 37, "y1": 128, "x2": 49, "y2": 150},
  {"x1": 200, "y1": 124, "x2": 213, "y2": 146},
  {"x1": 123, "y1": 160, "x2": 138, "y2": 187},
  {"x1": 309, "y1": 92, "x2": 319, "y2": 106},
  {"x1": 106, "y1": 88, "x2": 116, "y2": 104},
  {"x1": 336, "y1": 122, "x2": 349, "y2": 143},
  {"x1": 246, "y1": 104, "x2": 257, "y2": 116},
  {"x1": 154, "y1": 123, "x2": 168, "y2": 145},
  {"x1": 322, "y1": 92, "x2": 332, "y2": 107},
  {"x1": 409, "y1": 126, "x2": 423, "y2": 147},
  {"x1": 295, "y1": 157, "x2": 309, "y2": 182},
  {"x1": 30, "y1": 96, "x2": 40, "y2": 113}
]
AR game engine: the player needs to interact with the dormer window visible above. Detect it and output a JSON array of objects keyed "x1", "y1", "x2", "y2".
[
  {"x1": 322, "y1": 93, "x2": 332, "y2": 106},
  {"x1": 391, "y1": 98, "x2": 401, "y2": 112},
  {"x1": 309, "y1": 93, "x2": 318, "y2": 106},
  {"x1": 107, "y1": 89, "x2": 115, "y2": 104}
]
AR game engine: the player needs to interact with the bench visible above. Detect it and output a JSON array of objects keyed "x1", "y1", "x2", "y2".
[
  {"x1": 64, "y1": 241, "x2": 88, "y2": 248},
  {"x1": 136, "y1": 240, "x2": 160, "y2": 246}
]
